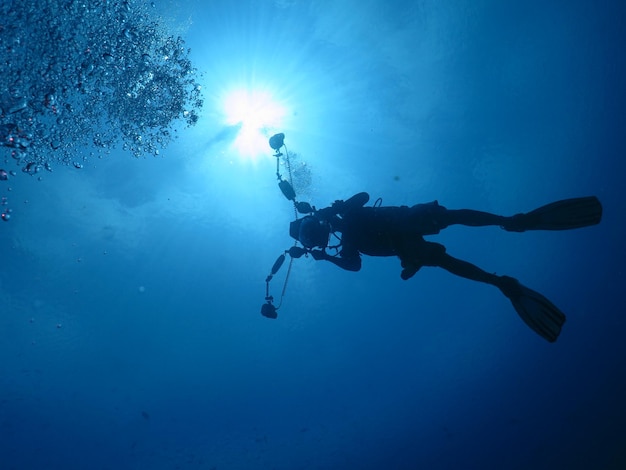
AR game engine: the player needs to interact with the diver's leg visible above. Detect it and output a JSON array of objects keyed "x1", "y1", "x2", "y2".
[
  {"x1": 398, "y1": 239, "x2": 512, "y2": 292},
  {"x1": 435, "y1": 252, "x2": 503, "y2": 286},
  {"x1": 404, "y1": 203, "x2": 507, "y2": 234},
  {"x1": 427, "y1": 249, "x2": 520, "y2": 297},
  {"x1": 429, "y1": 251, "x2": 565, "y2": 342},
  {"x1": 439, "y1": 197, "x2": 603, "y2": 232},
  {"x1": 438, "y1": 209, "x2": 507, "y2": 228}
]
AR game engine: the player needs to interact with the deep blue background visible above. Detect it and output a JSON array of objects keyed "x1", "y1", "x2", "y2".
[{"x1": 2, "y1": 0, "x2": 625, "y2": 468}]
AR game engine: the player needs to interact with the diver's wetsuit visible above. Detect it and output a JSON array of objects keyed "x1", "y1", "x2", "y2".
[
  {"x1": 309, "y1": 192, "x2": 513, "y2": 290},
  {"x1": 281, "y1": 191, "x2": 601, "y2": 342}
]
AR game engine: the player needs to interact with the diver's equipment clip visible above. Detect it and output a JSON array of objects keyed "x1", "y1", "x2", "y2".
[
  {"x1": 269, "y1": 133, "x2": 312, "y2": 215},
  {"x1": 262, "y1": 253, "x2": 285, "y2": 319},
  {"x1": 261, "y1": 133, "x2": 311, "y2": 318},
  {"x1": 261, "y1": 245, "x2": 308, "y2": 318}
]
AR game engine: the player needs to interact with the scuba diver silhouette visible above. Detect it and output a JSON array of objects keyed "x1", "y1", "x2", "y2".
[{"x1": 262, "y1": 134, "x2": 603, "y2": 343}]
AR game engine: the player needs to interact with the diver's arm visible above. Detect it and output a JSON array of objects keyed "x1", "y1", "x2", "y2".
[
  {"x1": 331, "y1": 192, "x2": 369, "y2": 215},
  {"x1": 342, "y1": 192, "x2": 369, "y2": 211},
  {"x1": 316, "y1": 192, "x2": 370, "y2": 220},
  {"x1": 310, "y1": 249, "x2": 362, "y2": 271}
]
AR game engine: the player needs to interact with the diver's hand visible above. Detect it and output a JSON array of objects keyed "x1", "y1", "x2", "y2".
[
  {"x1": 400, "y1": 258, "x2": 422, "y2": 280},
  {"x1": 331, "y1": 200, "x2": 345, "y2": 212},
  {"x1": 316, "y1": 200, "x2": 344, "y2": 219},
  {"x1": 310, "y1": 249, "x2": 327, "y2": 261}
]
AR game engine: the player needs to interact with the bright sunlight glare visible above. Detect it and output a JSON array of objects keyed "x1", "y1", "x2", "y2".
[{"x1": 223, "y1": 89, "x2": 287, "y2": 159}]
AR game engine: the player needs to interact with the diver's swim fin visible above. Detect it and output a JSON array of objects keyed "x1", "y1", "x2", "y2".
[
  {"x1": 503, "y1": 196, "x2": 602, "y2": 232},
  {"x1": 511, "y1": 284, "x2": 566, "y2": 342},
  {"x1": 499, "y1": 276, "x2": 566, "y2": 342}
]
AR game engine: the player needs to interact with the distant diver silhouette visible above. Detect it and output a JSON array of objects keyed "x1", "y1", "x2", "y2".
[{"x1": 262, "y1": 134, "x2": 603, "y2": 342}]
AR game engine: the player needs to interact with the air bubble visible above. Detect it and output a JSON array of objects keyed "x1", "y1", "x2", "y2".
[{"x1": 0, "y1": 0, "x2": 204, "y2": 211}]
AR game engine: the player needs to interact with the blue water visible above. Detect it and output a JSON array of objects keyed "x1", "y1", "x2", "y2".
[{"x1": 2, "y1": 1, "x2": 625, "y2": 469}]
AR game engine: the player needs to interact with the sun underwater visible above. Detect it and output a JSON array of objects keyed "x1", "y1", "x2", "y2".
[{"x1": 221, "y1": 87, "x2": 288, "y2": 161}]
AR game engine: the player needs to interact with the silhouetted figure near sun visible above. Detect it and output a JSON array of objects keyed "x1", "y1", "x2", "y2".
[{"x1": 261, "y1": 134, "x2": 603, "y2": 343}]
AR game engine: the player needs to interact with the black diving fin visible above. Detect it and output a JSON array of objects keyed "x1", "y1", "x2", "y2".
[
  {"x1": 499, "y1": 276, "x2": 566, "y2": 342},
  {"x1": 503, "y1": 196, "x2": 602, "y2": 232}
]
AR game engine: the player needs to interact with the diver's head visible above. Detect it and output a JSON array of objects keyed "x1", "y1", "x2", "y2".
[{"x1": 289, "y1": 216, "x2": 330, "y2": 249}]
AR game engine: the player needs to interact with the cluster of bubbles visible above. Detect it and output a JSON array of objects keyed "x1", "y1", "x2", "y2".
[
  {"x1": 285, "y1": 152, "x2": 312, "y2": 199},
  {"x1": 0, "y1": 0, "x2": 204, "y2": 221}
]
